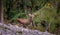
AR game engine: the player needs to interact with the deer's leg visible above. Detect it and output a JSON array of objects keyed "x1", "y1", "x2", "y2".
[
  {"x1": 23, "y1": 24, "x2": 26, "y2": 28},
  {"x1": 32, "y1": 21, "x2": 35, "y2": 27},
  {"x1": 18, "y1": 23, "x2": 23, "y2": 27}
]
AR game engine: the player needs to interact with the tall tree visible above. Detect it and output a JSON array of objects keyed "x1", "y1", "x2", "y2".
[
  {"x1": 0, "y1": 0, "x2": 1, "y2": 22},
  {"x1": 1, "y1": 0, "x2": 4, "y2": 23}
]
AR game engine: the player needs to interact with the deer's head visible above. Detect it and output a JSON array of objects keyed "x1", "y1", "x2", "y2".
[{"x1": 28, "y1": 14, "x2": 35, "y2": 22}]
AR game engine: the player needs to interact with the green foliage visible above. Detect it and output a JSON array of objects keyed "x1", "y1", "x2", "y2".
[
  {"x1": 33, "y1": 3, "x2": 60, "y2": 33},
  {"x1": 25, "y1": 0, "x2": 31, "y2": 6},
  {"x1": 34, "y1": 3, "x2": 57, "y2": 22},
  {"x1": 4, "y1": 0, "x2": 60, "y2": 34},
  {"x1": 4, "y1": 0, "x2": 47, "y2": 21}
]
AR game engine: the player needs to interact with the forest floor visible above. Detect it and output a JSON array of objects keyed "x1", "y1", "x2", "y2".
[{"x1": 0, "y1": 23, "x2": 56, "y2": 35}]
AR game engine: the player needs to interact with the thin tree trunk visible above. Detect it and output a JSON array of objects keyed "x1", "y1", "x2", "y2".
[
  {"x1": 23, "y1": 0, "x2": 28, "y2": 18},
  {"x1": 1, "y1": 0, "x2": 4, "y2": 23},
  {"x1": 57, "y1": 1, "x2": 60, "y2": 14},
  {"x1": 0, "y1": 0, "x2": 1, "y2": 22}
]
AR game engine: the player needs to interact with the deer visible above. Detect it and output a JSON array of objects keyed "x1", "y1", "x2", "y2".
[{"x1": 17, "y1": 14, "x2": 35, "y2": 28}]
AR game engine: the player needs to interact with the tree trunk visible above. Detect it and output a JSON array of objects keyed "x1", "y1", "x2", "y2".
[
  {"x1": 0, "y1": 0, "x2": 1, "y2": 22},
  {"x1": 1, "y1": 0, "x2": 4, "y2": 23},
  {"x1": 57, "y1": 1, "x2": 60, "y2": 14}
]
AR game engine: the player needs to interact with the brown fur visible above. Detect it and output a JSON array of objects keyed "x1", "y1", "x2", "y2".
[{"x1": 17, "y1": 18, "x2": 31, "y2": 25}]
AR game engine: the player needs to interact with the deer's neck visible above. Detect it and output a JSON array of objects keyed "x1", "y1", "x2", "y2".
[{"x1": 29, "y1": 17, "x2": 33, "y2": 22}]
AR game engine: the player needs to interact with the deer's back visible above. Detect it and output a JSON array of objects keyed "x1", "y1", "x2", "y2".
[{"x1": 17, "y1": 18, "x2": 30, "y2": 25}]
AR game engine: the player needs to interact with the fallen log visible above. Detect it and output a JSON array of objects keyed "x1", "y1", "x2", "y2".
[{"x1": 0, "y1": 23, "x2": 55, "y2": 35}]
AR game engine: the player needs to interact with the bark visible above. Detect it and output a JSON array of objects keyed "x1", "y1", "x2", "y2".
[
  {"x1": 1, "y1": 0, "x2": 4, "y2": 23},
  {"x1": 0, "y1": 23, "x2": 55, "y2": 35},
  {"x1": 0, "y1": 0, "x2": 1, "y2": 22},
  {"x1": 0, "y1": 23, "x2": 35, "y2": 33},
  {"x1": 0, "y1": 23, "x2": 27, "y2": 32}
]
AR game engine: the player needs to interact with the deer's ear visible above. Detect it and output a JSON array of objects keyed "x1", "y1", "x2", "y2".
[
  {"x1": 28, "y1": 14, "x2": 35, "y2": 18},
  {"x1": 29, "y1": 14, "x2": 31, "y2": 16}
]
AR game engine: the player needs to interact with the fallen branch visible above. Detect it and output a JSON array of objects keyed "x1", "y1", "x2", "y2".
[
  {"x1": 0, "y1": 23, "x2": 30, "y2": 32},
  {"x1": 0, "y1": 23, "x2": 55, "y2": 35}
]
